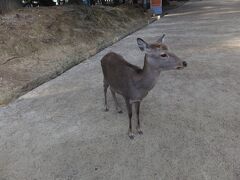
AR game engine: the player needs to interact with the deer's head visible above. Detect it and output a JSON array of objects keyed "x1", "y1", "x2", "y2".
[{"x1": 137, "y1": 34, "x2": 187, "y2": 71}]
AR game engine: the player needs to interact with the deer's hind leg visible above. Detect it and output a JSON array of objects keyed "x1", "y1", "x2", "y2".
[
  {"x1": 135, "y1": 101, "x2": 143, "y2": 135},
  {"x1": 103, "y1": 79, "x2": 109, "y2": 111},
  {"x1": 110, "y1": 88, "x2": 123, "y2": 113}
]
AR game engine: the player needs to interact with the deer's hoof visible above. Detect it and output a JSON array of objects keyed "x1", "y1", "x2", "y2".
[
  {"x1": 138, "y1": 130, "x2": 143, "y2": 135},
  {"x1": 137, "y1": 128, "x2": 143, "y2": 135},
  {"x1": 137, "y1": 126, "x2": 143, "y2": 135},
  {"x1": 128, "y1": 132, "x2": 135, "y2": 140},
  {"x1": 104, "y1": 105, "x2": 109, "y2": 111},
  {"x1": 118, "y1": 110, "x2": 123, "y2": 114}
]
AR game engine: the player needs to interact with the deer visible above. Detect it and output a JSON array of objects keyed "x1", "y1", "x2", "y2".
[{"x1": 101, "y1": 34, "x2": 187, "y2": 139}]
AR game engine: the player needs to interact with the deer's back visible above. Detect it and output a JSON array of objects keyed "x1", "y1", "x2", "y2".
[{"x1": 101, "y1": 52, "x2": 142, "y2": 97}]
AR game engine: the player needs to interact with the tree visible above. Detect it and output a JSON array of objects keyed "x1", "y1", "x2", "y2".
[
  {"x1": 0, "y1": 0, "x2": 21, "y2": 14},
  {"x1": 68, "y1": 0, "x2": 82, "y2": 4},
  {"x1": 162, "y1": 0, "x2": 169, "y2": 6}
]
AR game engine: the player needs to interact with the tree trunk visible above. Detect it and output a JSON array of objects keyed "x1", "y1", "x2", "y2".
[
  {"x1": 68, "y1": 0, "x2": 82, "y2": 4},
  {"x1": 162, "y1": 0, "x2": 169, "y2": 6},
  {"x1": 0, "y1": 0, "x2": 21, "y2": 14}
]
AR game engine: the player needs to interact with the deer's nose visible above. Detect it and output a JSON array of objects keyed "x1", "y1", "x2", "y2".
[{"x1": 182, "y1": 61, "x2": 187, "y2": 67}]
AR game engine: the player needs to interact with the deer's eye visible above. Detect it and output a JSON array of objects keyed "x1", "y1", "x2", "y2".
[{"x1": 160, "y1": 53, "x2": 167, "y2": 57}]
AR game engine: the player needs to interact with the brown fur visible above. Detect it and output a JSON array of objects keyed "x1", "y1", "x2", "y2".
[{"x1": 101, "y1": 36, "x2": 186, "y2": 139}]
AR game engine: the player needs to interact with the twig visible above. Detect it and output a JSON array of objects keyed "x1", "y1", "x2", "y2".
[{"x1": 1, "y1": 56, "x2": 21, "y2": 65}]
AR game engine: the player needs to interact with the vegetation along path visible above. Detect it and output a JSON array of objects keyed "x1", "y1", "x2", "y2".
[{"x1": 0, "y1": 4, "x2": 152, "y2": 105}]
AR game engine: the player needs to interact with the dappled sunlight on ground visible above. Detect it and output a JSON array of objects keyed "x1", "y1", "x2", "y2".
[
  {"x1": 224, "y1": 38, "x2": 240, "y2": 48},
  {"x1": 167, "y1": 8, "x2": 240, "y2": 17}
]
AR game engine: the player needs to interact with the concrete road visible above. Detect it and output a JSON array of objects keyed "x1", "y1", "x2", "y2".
[{"x1": 1, "y1": 0, "x2": 240, "y2": 179}]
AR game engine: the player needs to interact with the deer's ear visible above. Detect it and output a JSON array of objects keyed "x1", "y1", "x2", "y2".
[
  {"x1": 137, "y1": 38, "x2": 149, "y2": 51},
  {"x1": 157, "y1": 34, "x2": 166, "y2": 43}
]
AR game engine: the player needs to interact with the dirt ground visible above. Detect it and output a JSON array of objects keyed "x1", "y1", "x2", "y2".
[{"x1": 0, "y1": 4, "x2": 152, "y2": 105}]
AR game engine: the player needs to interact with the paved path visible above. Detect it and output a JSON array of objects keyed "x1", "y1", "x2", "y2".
[{"x1": 1, "y1": 0, "x2": 240, "y2": 179}]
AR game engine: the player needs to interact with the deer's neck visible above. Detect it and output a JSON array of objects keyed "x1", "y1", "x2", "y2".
[{"x1": 138, "y1": 55, "x2": 161, "y2": 91}]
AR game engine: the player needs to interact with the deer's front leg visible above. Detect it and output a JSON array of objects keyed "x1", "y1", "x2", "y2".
[
  {"x1": 135, "y1": 101, "x2": 143, "y2": 135},
  {"x1": 125, "y1": 98, "x2": 134, "y2": 139}
]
